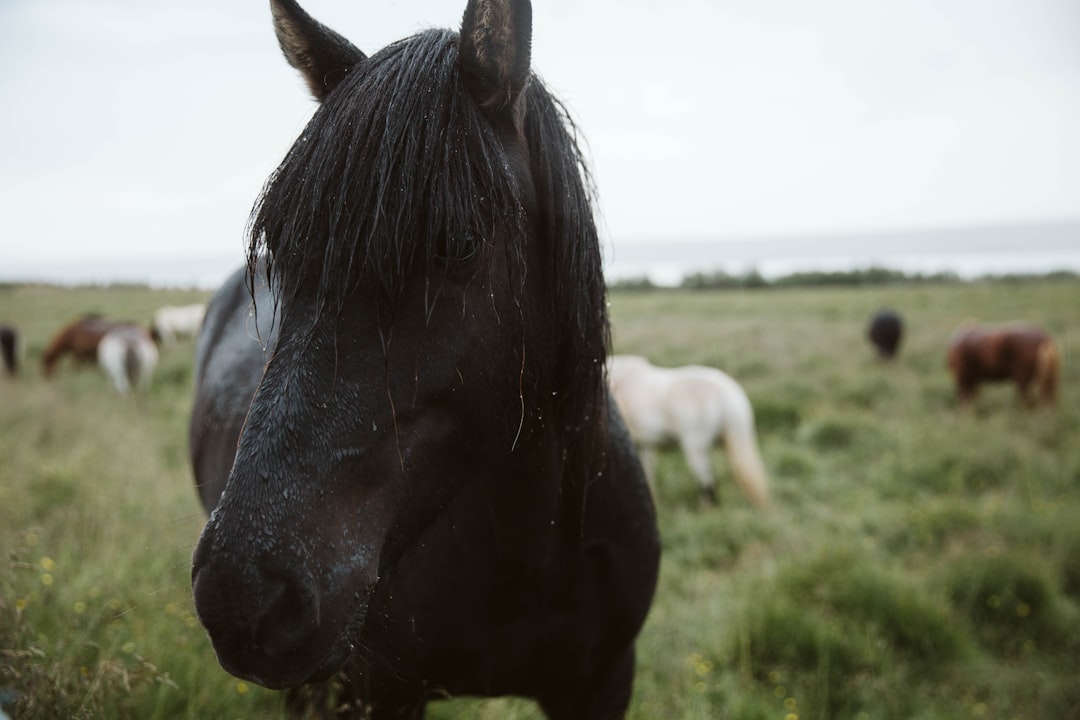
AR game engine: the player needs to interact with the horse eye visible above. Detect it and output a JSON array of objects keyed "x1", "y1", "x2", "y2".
[{"x1": 432, "y1": 233, "x2": 481, "y2": 270}]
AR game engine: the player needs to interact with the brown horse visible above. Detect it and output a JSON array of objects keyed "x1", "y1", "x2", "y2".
[
  {"x1": 947, "y1": 322, "x2": 1060, "y2": 408},
  {"x1": 41, "y1": 315, "x2": 138, "y2": 377}
]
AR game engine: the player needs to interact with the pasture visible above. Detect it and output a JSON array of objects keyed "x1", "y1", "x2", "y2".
[{"x1": 1, "y1": 277, "x2": 1078, "y2": 719}]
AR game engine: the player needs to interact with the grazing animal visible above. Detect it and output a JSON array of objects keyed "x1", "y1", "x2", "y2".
[
  {"x1": 41, "y1": 315, "x2": 132, "y2": 378},
  {"x1": 947, "y1": 322, "x2": 1059, "y2": 408},
  {"x1": 868, "y1": 308, "x2": 903, "y2": 360},
  {"x1": 188, "y1": 1, "x2": 660, "y2": 718},
  {"x1": 608, "y1": 355, "x2": 769, "y2": 508},
  {"x1": 97, "y1": 325, "x2": 159, "y2": 394},
  {"x1": 0, "y1": 325, "x2": 18, "y2": 376},
  {"x1": 150, "y1": 303, "x2": 206, "y2": 344}
]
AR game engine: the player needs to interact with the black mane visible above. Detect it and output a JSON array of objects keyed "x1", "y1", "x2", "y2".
[
  {"x1": 248, "y1": 26, "x2": 609, "y2": 484},
  {"x1": 250, "y1": 29, "x2": 523, "y2": 310}
]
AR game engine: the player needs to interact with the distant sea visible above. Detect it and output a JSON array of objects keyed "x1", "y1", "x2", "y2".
[
  {"x1": 3, "y1": 220, "x2": 1078, "y2": 290},
  {"x1": 604, "y1": 220, "x2": 1080, "y2": 286}
]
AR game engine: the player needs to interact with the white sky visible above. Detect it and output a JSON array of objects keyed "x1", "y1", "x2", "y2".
[{"x1": 1, "y1": 0, "x2": 1079, "y2": 271}]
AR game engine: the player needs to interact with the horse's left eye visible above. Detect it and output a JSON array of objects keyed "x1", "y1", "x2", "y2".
[{"x1": 432, "y1": 232, "x2": 482, "y2": 270}]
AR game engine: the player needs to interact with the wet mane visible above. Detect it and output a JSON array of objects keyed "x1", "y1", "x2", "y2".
[
  {"x1": 248, "y1": 26, "x2": 610, "y2": 485},
  {"x1": 249, "y1": 29, "x2": 522, "y2": 311}
]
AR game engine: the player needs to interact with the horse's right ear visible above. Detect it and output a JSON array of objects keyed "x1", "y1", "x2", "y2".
[
  {"x1": 459, "y1": 0, "x2": 532, "y2": 126},
  {"x1": 271, "y1": 0, "x2": 367, "y2": 102}
]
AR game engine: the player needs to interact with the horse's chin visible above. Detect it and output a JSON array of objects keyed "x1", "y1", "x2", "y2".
[
  {"x1": 224, "y1": 631, "x2": 356, "y2": 690},
  {"x1": 298, "y1": 635, "x2": 356, "y2": 685},
  {"x1": 214, "y1": 591, "x2": 371, "y2": 691}
]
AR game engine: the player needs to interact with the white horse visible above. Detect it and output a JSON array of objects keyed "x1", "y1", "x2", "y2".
[
  {"x1": 608, "y1": 354, "x2": 769, "y2": 507},
  {"x1": 97, "y1": 325, "x2": 159, "y2": 394},
  {"x1": 150, "y1": 303, "x2": 206, "y2": 344}
]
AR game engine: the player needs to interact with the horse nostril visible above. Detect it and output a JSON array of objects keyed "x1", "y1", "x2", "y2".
[
  {"x1": 192, "y1": 553, "x2": 322, "y2": 671},
  {"x1": 253, "y1": 570, "x2": 321, "y2": 659}
]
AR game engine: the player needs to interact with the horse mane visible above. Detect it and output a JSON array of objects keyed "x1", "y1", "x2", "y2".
[
  {"x1": 522, "y1": 74, "x2": 611, "y2": 495},
  {"x1": 248, "y1": 28, "x2": 610, "y2": 492},
  {"x1": 249, "y1": 29, "x2": 523, "y2": 313}
]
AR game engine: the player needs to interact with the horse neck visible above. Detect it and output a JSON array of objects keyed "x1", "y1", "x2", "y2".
[
  {"x1": 41, "y1": 333, "x2": 71, "y2": 373},
  {"x1": 487, "y1": 452, "x2": 591, "y2": 583}
]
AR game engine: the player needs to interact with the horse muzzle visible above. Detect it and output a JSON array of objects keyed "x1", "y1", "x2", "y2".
[{"x1": 191, "y1": 525, "x2": 374, "y2": 689}]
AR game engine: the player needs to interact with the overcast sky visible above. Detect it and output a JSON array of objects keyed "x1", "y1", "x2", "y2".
[{"x1": 2, "y1": 0, "x2": 1079, "y2": 274}]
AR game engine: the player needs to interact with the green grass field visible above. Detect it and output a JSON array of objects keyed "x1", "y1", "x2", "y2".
[{"x1": 2, "y1": 278, "x2": 1078, "y2": 719}]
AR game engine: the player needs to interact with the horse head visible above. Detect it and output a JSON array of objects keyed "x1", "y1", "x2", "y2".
[{"x1": 191, "y1": 0, "x2": 609, "y2": 691}]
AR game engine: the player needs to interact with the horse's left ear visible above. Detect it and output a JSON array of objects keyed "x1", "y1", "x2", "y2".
[
  {"x1": 271, "y1": 0, "x2": 367, "y2": 102},
  {"x1": 459, "y1": 0, "x2": 532, "y2": 125}
]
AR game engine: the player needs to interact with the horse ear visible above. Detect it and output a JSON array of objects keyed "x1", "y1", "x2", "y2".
[
  {"x1": 271, "y1": 0, "x2": 367, "y2": 102},
  {"x1": 459, "y1": 0, "x2": 532, "y2": 124}
]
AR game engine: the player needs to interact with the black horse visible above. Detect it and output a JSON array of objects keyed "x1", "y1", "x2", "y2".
[
  {"x1": 0, "y1": 325, "x2": 17, "y2": 376},
  {"x1": 188, "y1": 1, "x2": 660, "y2": 718},
  {"x1": 868, "y1": 308, "x2": 903, "y2": 360}
]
